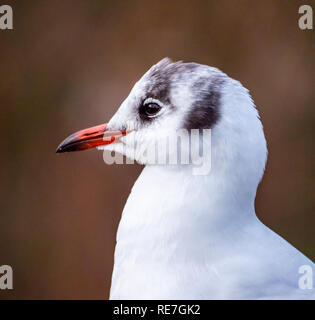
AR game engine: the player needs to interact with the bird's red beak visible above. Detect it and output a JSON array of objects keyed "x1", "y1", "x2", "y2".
[{"x1": 56, "y1": 123, "x2": 127, "y2": 153}]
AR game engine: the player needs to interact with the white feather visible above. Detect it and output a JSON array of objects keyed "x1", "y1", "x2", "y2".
[{"x1": 101, "y1": 59, "x2": 314, "y2": 299}]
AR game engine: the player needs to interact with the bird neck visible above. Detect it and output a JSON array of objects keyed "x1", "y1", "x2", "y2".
[{"x1": 117, "y1": 164, "x2": 260, "y2": 246}]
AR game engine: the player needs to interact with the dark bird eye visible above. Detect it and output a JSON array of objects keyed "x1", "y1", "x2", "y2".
[{"x1": 140, "y1": 102, "x2": 162, "y2": 118}]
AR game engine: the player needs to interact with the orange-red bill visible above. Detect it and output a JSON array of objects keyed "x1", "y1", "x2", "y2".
[{"x1": 56, "y1": 123, "x2": 127, "y2": 153}]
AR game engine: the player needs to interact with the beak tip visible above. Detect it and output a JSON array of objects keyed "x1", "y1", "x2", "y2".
[{"x1": 56, "y1": 143, "x2": 65, "y2": 153}]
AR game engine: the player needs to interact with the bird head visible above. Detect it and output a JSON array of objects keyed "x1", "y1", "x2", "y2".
[{"x1": 57, "y1": 58, "x2": 267, "y2": 183}]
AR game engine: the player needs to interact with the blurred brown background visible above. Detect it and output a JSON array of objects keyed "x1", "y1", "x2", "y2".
[{"x1": 0, "y1": 0, "x2": 314, "y2": 299}]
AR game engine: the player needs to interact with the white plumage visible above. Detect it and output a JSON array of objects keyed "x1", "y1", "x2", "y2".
[
  {"x1": 59, "y1": 58, "x2": 314, "y2": 299},
  {"x1": 104, "y1": 59, "x2": 314, "y2": 299}
]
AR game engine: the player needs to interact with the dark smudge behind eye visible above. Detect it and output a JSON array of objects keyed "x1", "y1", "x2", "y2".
[{"x1": 184, "y1": 76, "x2": 225, "y2": 130}]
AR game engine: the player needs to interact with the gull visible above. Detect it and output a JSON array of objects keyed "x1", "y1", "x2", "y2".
[{"x1": 57, "y1": 58, "x2": 314, "y2": 299}]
